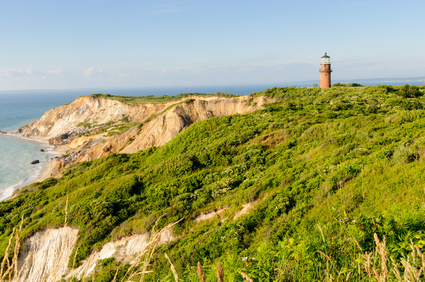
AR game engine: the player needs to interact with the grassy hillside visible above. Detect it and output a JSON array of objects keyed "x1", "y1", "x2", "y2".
[
  {"x1": 2, "y1": 85, "x2": 425, "y2": 281},
  {"x1": 88, "y1": 92, "x2": 235, "y2": 104}
]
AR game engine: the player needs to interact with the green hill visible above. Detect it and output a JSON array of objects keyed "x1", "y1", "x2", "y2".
[{"x1": 2, "y1": 84, "x2": 425, "y2": 281}]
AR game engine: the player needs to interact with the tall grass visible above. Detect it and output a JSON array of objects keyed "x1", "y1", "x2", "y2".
[
  {"x1": 1, "y1": 85, "x2": 425, "y2": 280},
  {"x1": 0, "y1": 216, "x2": 23, "y2": 281},
  {"x1": 175, "y1": 233, "x2": 424, "y2": 281}
]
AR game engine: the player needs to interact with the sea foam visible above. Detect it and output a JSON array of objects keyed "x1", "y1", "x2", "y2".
[{"x1": 0, "y1": 134, "x2": 59, "y2": 201}]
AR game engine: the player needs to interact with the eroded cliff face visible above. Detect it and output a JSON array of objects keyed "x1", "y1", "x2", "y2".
[
  {"x1": 75, "y1": 96, "x2": 269, "y2": 162},
  {"x1": 15, "y1": 227, "x2": 78, "y2": 282},
  {"x1": 16, "y1": 95, "x2": 270, "y2": 177},
  {"x1": 13, "y1": 226, "x2": 174, "y2": 281},
  {"x1": 8, "y1": 95, "x2": 269, "y2": 281},
  {"x1": 11, "y1": 201, "x2": 251, "y2": 281},
  {"x1": 16, "y1": 96, "x2": 171, "y2": 141}
]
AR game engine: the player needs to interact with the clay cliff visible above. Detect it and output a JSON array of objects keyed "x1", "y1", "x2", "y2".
[
  {"x1": 13, "y1": 224, "x2": 175, "y2": 281},
  {"x1": 12, "y1": 203, "x2": 241, "y2": 281},
  {"x1": 16, "y1": 95, "x2": 270, "y2": 177},
  {"x1": 7, "y1": 94, "x2": 270, "y2": 281}
]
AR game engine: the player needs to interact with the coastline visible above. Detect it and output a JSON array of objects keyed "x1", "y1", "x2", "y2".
[
  {"x1": 35, "y1": 158, "x2": 58, "y2": 182},
  {"x1": 0, "y1": 133, "x2": 62, "y2": 201},
  {"x1": 33, "y1": 142, "x2": 70, "y2": 183}
]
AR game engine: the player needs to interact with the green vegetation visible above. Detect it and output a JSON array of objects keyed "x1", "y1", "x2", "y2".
[
  {"x1": 88, "y1": 92, "x2": 234, "y2": 105},
  {"x1": 2, "y1": 85, "x2": 425, "y2": 280},
  {"x1": 142, "y1": 98, "x2": 195, "y2": 124},
  {"x1": 76, "y1": 121, "x2": 92, "y2": 128},
  {"x1": 77, "y1": 116, "x2": 136, "y2": 137},
  {"x1": 332, "y1": 82, "x2": 363, "y2": 87},
  {"x1": 106, "y1": 123, "x2": 137, "y2": 136}
]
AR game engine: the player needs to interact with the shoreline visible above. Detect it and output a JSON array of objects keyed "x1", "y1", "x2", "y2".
[
  {"x1": 0, "y1": 133, "x2": 62, "y2": 201},
  {"x1": 35, "y1": 158, "x2": 58, "y2": 183}
]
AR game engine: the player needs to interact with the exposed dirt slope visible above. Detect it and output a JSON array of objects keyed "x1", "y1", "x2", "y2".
[
  {"x1": 16, "y1": 95, "x2": 270, "y2": 177},
  {"x1": 15, "y1": 227, "x2": 78, "y2": 282},
  {"x1": 16, "y1": 96, "x2": 168, "y2": 140},
  {"x1": 13, "y1": 226, "x2": 174, "y2": 281}
]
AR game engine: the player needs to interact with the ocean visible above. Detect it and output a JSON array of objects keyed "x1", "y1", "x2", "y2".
[
  {"x1": 0, "y1": 90, "x2": 84, "y2": 200},
  {"x1": 0, "y1": 85, "x2": 273, "y2": 201},
  {"x1": 0, "y1": 80, "x2": 423, "y2": 201}
]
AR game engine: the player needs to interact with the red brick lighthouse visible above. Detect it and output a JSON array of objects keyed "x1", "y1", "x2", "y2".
[{"x1": 319, "y1": 53, "x2": 332, "y2": 88}]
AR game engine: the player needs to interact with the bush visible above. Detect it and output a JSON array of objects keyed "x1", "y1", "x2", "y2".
[
  {"x1": 2, "y1": 85, "x2": 425, "y2": 280},
  {"x1": 398, "y1": 84, "x2": 422, "y2": 98}
]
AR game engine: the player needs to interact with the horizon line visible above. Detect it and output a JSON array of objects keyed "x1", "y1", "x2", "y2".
[{"x1": 1, "y1": 76, "x2": 424, "y2": 93}]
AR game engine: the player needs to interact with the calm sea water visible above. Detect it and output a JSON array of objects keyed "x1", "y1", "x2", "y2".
[
  {"x1": 0, "y1": 90, "x2": 84, "y2": 200},
  {"x1": 0, "y1": 81, "x2": 423, "y2": 200},
  {"x1": 0, "y1": 85, "x2": 272, "y2": 201}
]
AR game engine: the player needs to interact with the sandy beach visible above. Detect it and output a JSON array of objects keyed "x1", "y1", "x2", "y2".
[
  {"x1": 0, "y1": 135, "x2": 66, "y2": 201},
  {"x1": 35, "y1": 158, "x2": 59, "y2": 182},
  {"x1": 2, "y1": 154, "x2": 61, "y2": 201},
  {"x1": 34, "y1": 142, "x2": 69, "y2": 182}
]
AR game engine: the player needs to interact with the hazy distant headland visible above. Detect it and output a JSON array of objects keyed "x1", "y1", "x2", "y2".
[{"x1": 335, "y1": 76, "x2": 425, "y2": 86}]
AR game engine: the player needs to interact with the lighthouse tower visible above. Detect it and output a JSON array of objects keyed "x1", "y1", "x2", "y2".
[{"x1": 319, "y1": 53, "x2": 332, "y2": 88}]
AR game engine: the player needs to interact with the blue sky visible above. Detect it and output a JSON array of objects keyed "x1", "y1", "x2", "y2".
[{"x1": 0, "y1": 0, "x2": 424, "y2": 90}]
